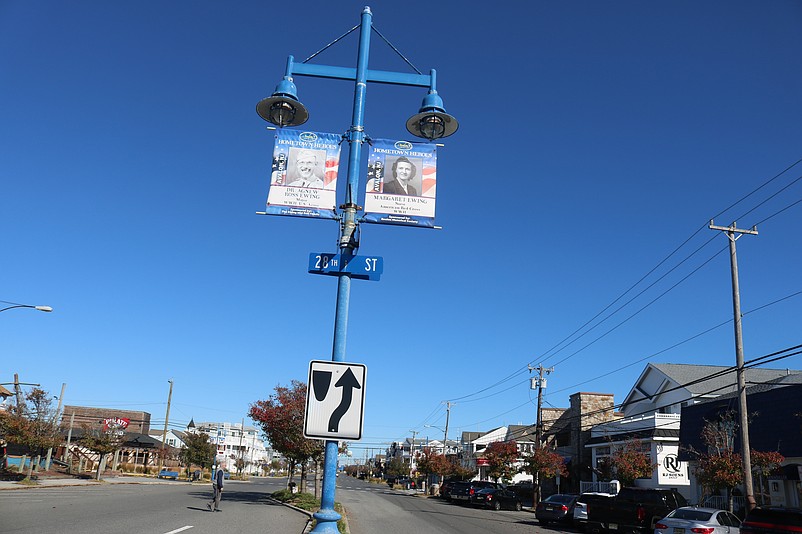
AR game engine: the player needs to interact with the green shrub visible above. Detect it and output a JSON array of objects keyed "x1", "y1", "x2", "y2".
[{"x1": 270, "y1": 491, "x2": 345, "y2": 533}]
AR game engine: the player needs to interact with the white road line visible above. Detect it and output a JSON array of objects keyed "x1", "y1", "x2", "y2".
[{"x1": 163, "y1": 527, "x2": 193, "y2": 534}]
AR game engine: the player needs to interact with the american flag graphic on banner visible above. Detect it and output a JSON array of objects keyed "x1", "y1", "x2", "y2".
[{"x1": 363, "y1": 138, "x2": 438, "y2": 228}]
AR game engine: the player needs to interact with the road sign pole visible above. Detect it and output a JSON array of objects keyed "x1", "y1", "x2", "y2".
[{"x1": 313, "y1": 9, "x2": 371, "y2": 534}]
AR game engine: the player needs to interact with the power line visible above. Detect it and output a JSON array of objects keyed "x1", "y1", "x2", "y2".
[
  {"x1": 494, "y1": 345, "x2": 802, "y2": 443},
  {"x1": 456, "y1": 342, "x2": 802, "y2": 436},
  {"x1": 441, "y1": 157, "x2": 802, "y2": 407}
]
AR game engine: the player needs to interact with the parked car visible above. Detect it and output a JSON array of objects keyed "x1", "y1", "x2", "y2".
[
  {"x1": 157, "y1": 467, "x2": 179, "y2": 480},
  {"x1": 508, "y1": 482, "x2": 535, "y2": 504},
  {"x1": 740, "y1": 507, "x2": 802, "y2": 534},
  {"x1": 472, "y1": 487, "x2": 523, "y2": 511},
  {"x1": 450, "y1": 480, "x2": 499, "y2": 505},
  {"x1": 574, "y1": 492, "x2": 617, "y2": 529},
  {"x1": 655, "y1": 507, "x2": 742, "y2": 534},
  {"x1": 439, "y1": 479, "x2": 459, "y2": 500},
  {"x1": 586, "y1": 487, "x2": 688, "y2": 534},
  {"x1": 536, "y1": 493, "x2": 579, "y2": 526}
]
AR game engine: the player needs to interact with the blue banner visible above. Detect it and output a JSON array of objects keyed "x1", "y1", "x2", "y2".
[
  {"x1": 265, "y1": 130, "x2": 342, "y2": 219},
  {"x1": 362, "y1": 139, "x2": 437, "y2": 227}
]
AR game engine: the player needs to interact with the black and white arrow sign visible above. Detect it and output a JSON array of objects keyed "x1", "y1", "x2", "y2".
[{"x1": 304, "y1": 361, "x2": 367, "y2": 440}]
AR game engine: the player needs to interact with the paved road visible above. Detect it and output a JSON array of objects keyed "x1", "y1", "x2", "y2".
[
  {"x1": 0, "y1": 475, "x2": 579, "y2": 534},
  {"x1": 0, "y1": 478, "x2": 308, "y2": 534},
  {"x1": 335, "y1": 476, "x2": 576, "y2": 534}
]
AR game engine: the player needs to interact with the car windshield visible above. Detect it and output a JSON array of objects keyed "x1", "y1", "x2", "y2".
[
  {"x1": 546, "y1": 495, "x2": 575, "y2": 504},
  {"x1": 671, "y1": 510, "x2": 714, "y2": 521}
]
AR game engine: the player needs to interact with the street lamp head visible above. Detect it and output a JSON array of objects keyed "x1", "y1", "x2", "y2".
[
  {"x1": 256, "y1": 77, "x2": 309, "y2": 127},
  {"x1": 35, "y1": 306, "x2": 53, "y2": 312},
  {"x1": 406, "y1": 90, "x2": 459, "y2": 141}
]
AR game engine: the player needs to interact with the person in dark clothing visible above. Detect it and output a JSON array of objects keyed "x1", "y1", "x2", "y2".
[{"x1": 207, "y1": 466, "x2": 225, "y2": 512}]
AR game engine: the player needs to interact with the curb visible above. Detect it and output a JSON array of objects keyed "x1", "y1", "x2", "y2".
[{"x1": 265, "y1": 495, "x2": 351, "y2": 534}]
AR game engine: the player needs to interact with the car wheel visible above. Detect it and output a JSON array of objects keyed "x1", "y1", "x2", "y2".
[
  {"x1": 493, "y1": 501, "x2": 501, "y2": 511},
  {"x1": 515, "y1": 502, "x2": 522, "y2": 511}
]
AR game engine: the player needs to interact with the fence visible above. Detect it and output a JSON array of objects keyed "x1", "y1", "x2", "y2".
[
  {"x1": 702, "y1": 495, "x2": 746, "y2": 515},
  {"x1": 580, "y1": 481, "x2": 618, "y2": 494}
]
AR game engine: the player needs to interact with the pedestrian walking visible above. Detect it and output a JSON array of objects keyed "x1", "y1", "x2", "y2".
[{"x1": 207, "y1": 466, "x2": 224, "y2": 512}]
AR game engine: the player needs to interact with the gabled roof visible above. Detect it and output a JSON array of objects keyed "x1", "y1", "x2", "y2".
[
  {"x1": 623, "y1": 363, "x2": 802, "y2": 407},
  {"x1": 0, "y1": 385, "x2": 13, "y2": 398},
  {"x1": 461, "y1": 431, "x2": 486, "y2": 442},
  {"x1": 472, "y1": 426, "x2": 507, "y2": 445},
  {"x1": 507, "y1": 424, "x2": 537, "y2": 442}
]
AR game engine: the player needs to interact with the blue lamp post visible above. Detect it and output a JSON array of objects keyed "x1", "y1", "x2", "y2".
[{"x1": 256, "y1": 7, "x2": 458, "y2": 533}]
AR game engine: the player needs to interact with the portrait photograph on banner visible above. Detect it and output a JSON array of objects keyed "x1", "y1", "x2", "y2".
[
  {"x1": 265, "y1": 130, "x2": 342, "y2": 219},
  {"x1": 363, "y1": 139, "x2": 437, "y2": 227}
]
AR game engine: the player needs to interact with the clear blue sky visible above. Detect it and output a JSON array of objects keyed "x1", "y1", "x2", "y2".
[{"x1": 3, "y1": 1, "x2": 801, "y2": 457}]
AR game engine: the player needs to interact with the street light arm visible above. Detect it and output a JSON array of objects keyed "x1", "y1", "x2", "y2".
[{"x1": 0, "y1": 304, "x2": 53, "y2": 313}]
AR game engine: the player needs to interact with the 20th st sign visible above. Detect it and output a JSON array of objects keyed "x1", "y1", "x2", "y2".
[{"x1": 304, "y1": 361, "x2": 367, "y2": 441}]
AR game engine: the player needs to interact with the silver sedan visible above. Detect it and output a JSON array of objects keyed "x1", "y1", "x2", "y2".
[{"x1": 655, "y1": 506, "x2": 742, "y2": 534}]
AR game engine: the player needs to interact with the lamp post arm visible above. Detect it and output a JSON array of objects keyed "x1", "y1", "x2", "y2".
[
  {"x1": 0, "y1": 305, "x2": 52, "y2": 313},
  {"x1": 291, "y1": 62, "x2": 431, "y2": 88}
]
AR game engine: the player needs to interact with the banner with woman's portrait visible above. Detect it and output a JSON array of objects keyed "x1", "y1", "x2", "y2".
[
  {"x1": 265, "y1": 130, "x2": 341, "y2": 219},
  {"x1": 363, "y1": 139, "x2": 437, "y2": 227}
]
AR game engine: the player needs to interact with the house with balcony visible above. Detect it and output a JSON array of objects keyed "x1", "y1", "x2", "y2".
[
  {"x1": 453, "y1": 392, "x2": 622, "y2": 491},
  {"x1": 194, "y1": 421, "x2": 270, "y2": 473},
  {"x1": 584, "y1": 363, "x2": 802, "y2": 501},
  {"x1": 385, "y1": 437, "x2": 427, "y2": 473}
]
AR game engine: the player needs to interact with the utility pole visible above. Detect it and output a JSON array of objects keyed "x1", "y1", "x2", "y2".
[
  {"x1": 6, "y1": 375, "x2": 40, "y2": 412},
  {"x1": 14, "y1": 374, "x2": 23, "y2": 411},
  {"x1": 443, "y1": 401, "x2": 452, "y2": 455},
  {"x1": 529, "y1": 364, "x2": 553, "y2": 448},
  {"x1": 529, "y1": 363, "x2": 553, "y2": 507},
  {"x1": 710, "y1": 220, "x2": 758, "y2": 512},
  {"x1": 159, "y1": 379, "x2": 174, "y2": 472}
]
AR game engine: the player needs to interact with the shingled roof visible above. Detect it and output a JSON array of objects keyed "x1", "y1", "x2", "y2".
[
  {"x1": 650, "y1": 363, "x2": 799, "y2": 397},
  {"x1": 623, "y1": 363, "x2": 802, "y2": 410}
]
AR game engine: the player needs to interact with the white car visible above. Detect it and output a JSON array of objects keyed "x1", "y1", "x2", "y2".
[
  {"x1": 655, "y1": 506, "x2": 741, "y2": 534},
  {"x1": 573, "y1": 492, "x2": 616, "y2": 528}
]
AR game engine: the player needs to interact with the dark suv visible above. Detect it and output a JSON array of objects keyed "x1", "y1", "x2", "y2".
[
  {"x1": 586, "y1": 487, "x2": 688, "y2": 534},
  {"x1": 449, "y1": 480, "x2": 499, "y2": 505},
  {"x1": 741, "y1": 507, "x2": 802, "y2": 534}
]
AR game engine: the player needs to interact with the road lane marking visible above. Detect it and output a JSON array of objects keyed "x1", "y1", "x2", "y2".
[{"x1": 164, "y1": 527, "x2": 193, "y2": 534}]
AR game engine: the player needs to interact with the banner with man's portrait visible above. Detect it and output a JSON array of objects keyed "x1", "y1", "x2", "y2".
[
  {"x1": 265, "y1": 130, "x2": 341, "y2": 219},
  {"x1": 363, "y1": 139, "x2": 437, "y2": 227}
]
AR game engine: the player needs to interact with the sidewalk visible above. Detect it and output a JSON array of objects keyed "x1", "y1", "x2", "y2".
[{"x1": 0, "y1": 474, "x2": 196, "y2": 490}]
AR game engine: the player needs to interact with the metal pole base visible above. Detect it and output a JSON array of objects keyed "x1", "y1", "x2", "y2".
[{"x1": 310, "y1": 509, "x2": 342, "y2": 533}]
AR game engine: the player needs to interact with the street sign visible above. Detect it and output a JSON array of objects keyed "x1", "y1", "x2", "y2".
[
  {"x1": 308, "y1": 253, "x2": 383, "y2": 281},
  {"x1": 304, "y1": 360, "x2": 367, "y2": 441}
]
